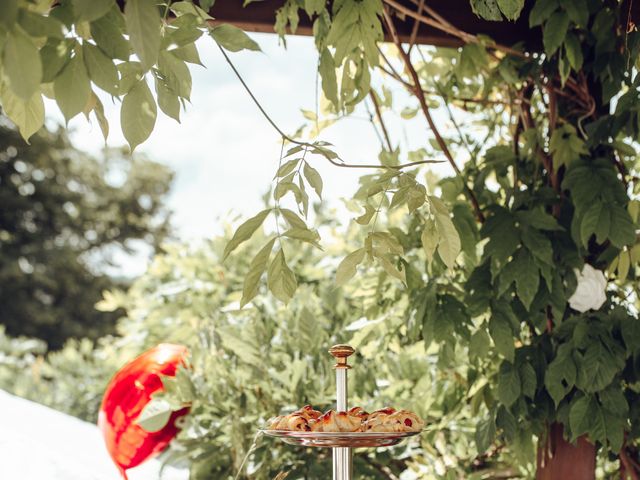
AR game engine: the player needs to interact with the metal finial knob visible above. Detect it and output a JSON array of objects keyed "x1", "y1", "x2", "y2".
[{"x1": 329, "y1": 344, "x2": 355, "y2": 369}]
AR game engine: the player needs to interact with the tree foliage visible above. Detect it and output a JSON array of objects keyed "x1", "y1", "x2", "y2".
[{"x1": 0, "y1": 119, "x2": 173, "y2": 348}]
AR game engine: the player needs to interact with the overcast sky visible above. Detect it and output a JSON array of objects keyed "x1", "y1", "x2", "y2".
[{"x1": 47, "y1": 33, "x2": 457, "y2": 275}]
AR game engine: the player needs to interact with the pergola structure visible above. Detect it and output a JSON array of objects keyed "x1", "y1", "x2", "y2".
[{"x1": 208, "y1": 0, "x2": 640, "y2": 48}]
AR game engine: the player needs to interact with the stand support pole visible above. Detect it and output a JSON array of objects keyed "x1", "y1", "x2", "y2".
[{"x1": 329, "y1": 345, "x2": 354, "y2": 480}]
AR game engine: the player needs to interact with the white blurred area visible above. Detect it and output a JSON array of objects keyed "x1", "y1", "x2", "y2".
[{"x1": 0, "y1": 390, "x2": 188, "y2": 480}]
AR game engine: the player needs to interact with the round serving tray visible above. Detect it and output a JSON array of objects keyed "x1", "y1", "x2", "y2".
[{"x1": 260, "y1": 430, "x2": 421, "y2": 448}]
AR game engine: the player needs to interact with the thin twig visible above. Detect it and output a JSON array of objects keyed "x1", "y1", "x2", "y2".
[
  {"x1": 407, "y1": 0, "x2": 425, "y2": 52},
  {"x1": 369, "y1": 91, "x2": 394, "y2": 152},
  {"x1": 383, "y1": 9, "x2": 486, "y2": 223},
  {"x1": 216, "y1": 43, "x2": 443, "y2": 170}
]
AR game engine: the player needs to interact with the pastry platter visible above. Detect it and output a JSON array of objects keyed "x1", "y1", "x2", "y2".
[
  {"x1": 262, "y1": 344, "x2": 423, "y2": 480},
  {"x1": 261, "y1": 429, "x2": 421, "y2": 448}
]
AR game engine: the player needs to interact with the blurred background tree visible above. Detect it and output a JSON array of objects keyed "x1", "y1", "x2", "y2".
[{"x1": 0, "y1": 117, "x2": 173, "y2": 348}]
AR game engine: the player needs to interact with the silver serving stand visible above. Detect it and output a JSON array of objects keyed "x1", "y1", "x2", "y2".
[{"x1": 262, "y1": 345, "x2": 420, "y2": 480}]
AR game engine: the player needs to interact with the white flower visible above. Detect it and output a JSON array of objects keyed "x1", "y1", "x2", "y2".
[{"x1": 568, "y1": 264, "x2": 607, "y2": 313}]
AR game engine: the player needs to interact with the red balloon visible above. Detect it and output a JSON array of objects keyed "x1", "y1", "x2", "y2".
[{"x1": 98, "y1": 344, "x2": 189, "y2": 478}]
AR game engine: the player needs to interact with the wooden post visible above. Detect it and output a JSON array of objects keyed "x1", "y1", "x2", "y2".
[{"x1": 536, "y1": 423, "x2": 596, "y2": 480}]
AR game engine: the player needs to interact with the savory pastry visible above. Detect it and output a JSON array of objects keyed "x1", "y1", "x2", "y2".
[
  {"x1": 297, "y1": 405, "x2": 323, "y2": 422},
  {"x1": 362, "y1": 407, "x2": 397, "y2": 432},
  {"x1": 311, "y1": 410, "x2": 339, "y2": 432},
  {"x1": 267, "y1": 413, "x2": 311, "y2": 431},
  {"x1": 347, "y1": 406, "x2": 369, "y2": 420},
  {"x1": 388, "y1": 410, "x2": 424, "y2": 432},
  {"x1": 363, "y1": 408, "x2": 424, "y2": 432},
  {"x1": 267, "y1": 405, "x2": 423, "y2": 433},
  {"x1": 267, "y1": 415, "x2": 285, "y2": 430}
]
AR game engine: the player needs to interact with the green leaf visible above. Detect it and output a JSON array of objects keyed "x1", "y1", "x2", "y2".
[
  {"x1": 90, "y1": 9, "x2": 130, "y2": 60},
  {"x1": 241, "y1": 238, "x2": 275, "y2": 307},
  {"x1": 608, "y1": 205, "x2": 636, "y2": 248},
  {"x1": 155, "y1": 76, "x2": 181, "y2": 122},
  {"x1": 519, "y1": 362, "x2": 537, "y2": 398},
  {"x1": 92, "y1": 95, "x2": 109, "y2": 140},
  {"x1": 569, "y1": 394, "x2": 594, "y2": 438},
  {"x1": 40, "y1": 39, "x2": 73, "y2": 83},
  {"x1": 3, "y1": 29, "x2": 42, "y2": 100},
  {"x1": 136, "y1": 398, "x2": 173, "y2": 432},
  {"x1": 599, "y1": 387, "x2": 629, "y2": 417},
  {"x1": 475, "y1": 414, "x2": 496, "y2": 453},
  {"x1": 431, "y1": 196, "x2": 461, "y2": 269},
  {"x1": 621, "y1": 316, "x2": 640, "y2": 353},
  {"x1": 376, "y1": 254, "x2": 406, "y2": 283},
  {"x1": 223, "y1": 209, "x2": 271, "y2": 260},
  {"x1": 469, "y1": 328, "x2": 491, "y2": 360},
  {"x1": 170, "y1": 43, "x2": 203, "y2": 65},
  {"x1": 83, "y1": 42, "x2": 119, "y2": 95},
  {"x1": 421, "y1": 218, "x2": 439, "y2": 266},
  {"x1": 543, "y1": 11, "x2": 569, "y2": 56},
  {"x1": 580, "y1": 201, "x2": 609, "y2": 246},
  {"x1": 0, "y1": 86, "x2": 44, "y2": 142},
  {"x1": 0, "y1": 0, "x2": 18, "y2": 29},
  {"x1": 54, "y1": 53, "x2": 91, "y2": 122},
  {"x1": 210, "y1": 24, "x2": 261, "y2": 52},
  {"x1": 512, "y1": 249, "x2": 539, "y2": 311},
  {"x1": 563, "y1": 0, "x2": 588, "y2": 27},
  {"x1": 158, "y1": 51, "x2": 192, "y2": 100},
  {"x1": 303, "y1": 162, "x2": 323, "y2": 199},
  {"x1": 470, "y1": 0, "x2": 502, "y2": 21},
  {"x1": 497, "y1": 361, "x2": 521, "y2": 407},
  {"x1": 497, "y1": 0, "x2": 524, "y2": 21},
  {"x1": 71, "y1": 0, "x2": 114, "y2": 22},
  {"x1": 564, "y1": 33, "x2": 583, "y2": 70},
  {"x1": 356, "y1": 204, "x2": 376, "y2": 226},
  {"x1": 282, "y1": 227, "x2": 321, "y2": 246},
  {"x1": 336, "y1": 248, "x2": 366, "y2": 286},
  {"x1": 319, "y1": 48, "x2": 338, "y2": 106},
  {"x1": 125, "y1": 0, "x2": 162, "y2": 70},
  {"x1": 549, "y1": 124, "x2": 586, "y2": 169},
  {"x1": 18, "y1": 10, "x2": 65, "y2": 39},
  {"x1": 489, "y1": 315, "x2": 515, "y2": 362},
  {"x1": 277, "y1": 159, "x2": 299, "y2": 178},
  {"x1": 267, "y1": 248, "x2": 298, "y2": 303},
  {"x1": 121, "y1": 79, "x2": 157, "y2": 151},
  {"x1": 529, "y1": 0, "x2": 558, "y2": 27},
  {"x1": 577, "y1": 340, "x2": 622, "y2": 393},
  {"x1": 545, "y1": 344, "x2": 576, "y2": 406},
  {"x1": 280, "y1": 208, "x2": 307, "y2": 229}
]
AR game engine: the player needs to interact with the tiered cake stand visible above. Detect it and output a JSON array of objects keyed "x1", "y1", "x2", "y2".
[{"x1": 262, "y1": 345, "x2": 421, "y2": 480}]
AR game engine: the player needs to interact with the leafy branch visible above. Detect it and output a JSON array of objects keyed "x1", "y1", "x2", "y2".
[{"x1": 382, "y1": 8, "x2": 486, "y2": 223}]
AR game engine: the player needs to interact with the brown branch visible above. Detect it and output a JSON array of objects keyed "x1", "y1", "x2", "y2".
[
  {"x1": 383, "y1": 8, "x2": 485, "y2": 223},
  {"x1": 369, "y1": 91, "x2": 394, "y2": 152},
  {"x1": 216, "y1": 42, "x2": 443, "y2": 170},
  {"x1": 620, "y1": 446, "x2": 640, "y2": 480},
  {"x1": 407, "y1": 0, "x2": 425, "y2": 52},
  {"x1": 382, "y1": 0, "x2": 527, "y2": 58}
]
